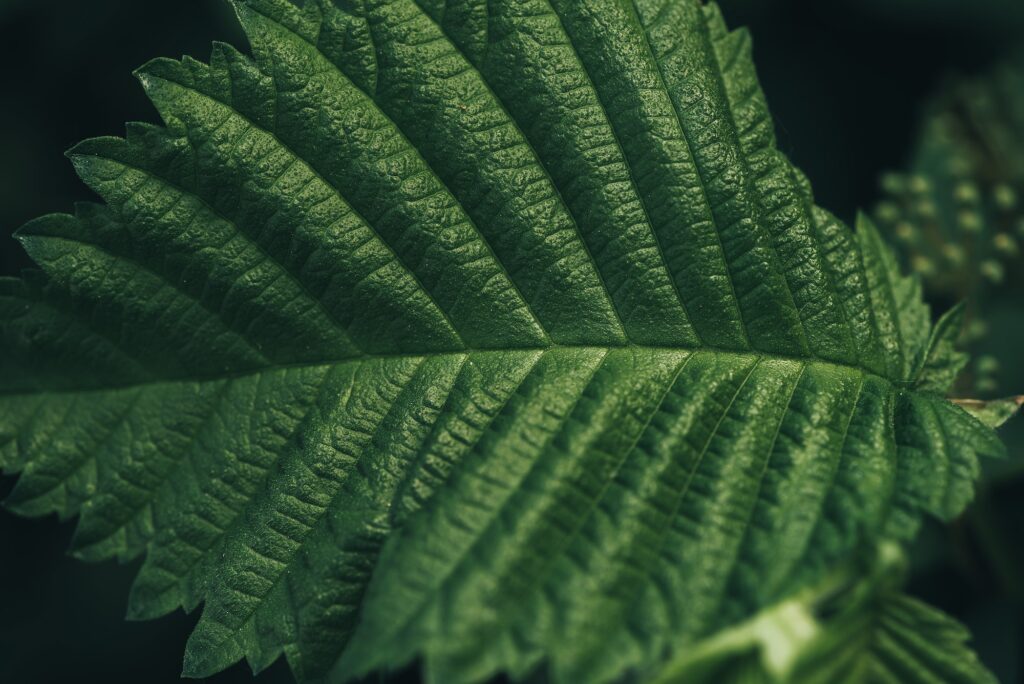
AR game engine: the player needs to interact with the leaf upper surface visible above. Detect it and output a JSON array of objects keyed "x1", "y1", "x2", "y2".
[{"x1": 0, "y1": 1, "x2": 1004, "y2": 682}]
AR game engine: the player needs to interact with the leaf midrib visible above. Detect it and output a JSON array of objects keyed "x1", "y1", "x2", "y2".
[{"x1": 0, "y1": 342, "x2": 892, "y2": 398}]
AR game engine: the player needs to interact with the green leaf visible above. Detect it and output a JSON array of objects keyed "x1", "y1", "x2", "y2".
[
  {"x1": 789, "y1": 592, "x2": 996, "y2": 684},
  {"x1": 0, "y1": 1, "x2": 1007, "y2": 683},
  {"x1": 914, "y1": 301, "x2": 969, "y2": 394},
  {"x1": 652, "y1": 543, "x2": 996, "y2": 684},
  {"x1": 953, "y1": 396, "x2": 1024, "y2": 429}
]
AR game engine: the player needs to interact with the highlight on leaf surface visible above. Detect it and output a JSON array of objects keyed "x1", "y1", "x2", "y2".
[
  {"x1": 0, "y1": 1, "x2": 1010, "y2": 682},
  {"x1": 651, "y1": 542, "x2": 996, "y2": 684}
]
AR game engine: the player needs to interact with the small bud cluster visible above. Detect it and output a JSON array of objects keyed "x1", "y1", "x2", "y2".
[{"x1": 872, "y1": 54, "x2": 1024, "y2": 394}]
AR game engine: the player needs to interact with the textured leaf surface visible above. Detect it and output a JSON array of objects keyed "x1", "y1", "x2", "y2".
[
  {"x1": 0, "y1": 1, "x2": 1004, "y2": 682},
  {"x1": 913, "y1": 302, "x2": 968, "y2": 394}
]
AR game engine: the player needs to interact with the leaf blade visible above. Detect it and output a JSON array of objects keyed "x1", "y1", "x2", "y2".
[{"x1": 0, "y1": 2, "x2": 1011, "y2": 683}]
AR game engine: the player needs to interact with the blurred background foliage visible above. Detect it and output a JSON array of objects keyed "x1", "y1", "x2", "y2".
[
  {"x1": 869, "y1": 45, "x2": 1024, "y2": 684},
  {"x1": 1, "y1": 1, "x2": 1022, "y2": 683},
  {"x1": 872, "y1": 51, "x2": 1024, "y2": 396}
]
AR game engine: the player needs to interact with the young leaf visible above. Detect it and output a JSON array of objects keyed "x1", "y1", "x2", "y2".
[
  {"x1": 787, "y1": 592, "x2": 996, "y2": 684},
  {"x1": 651, "y1": 544, "x2": 996, "y2": 684},
  {"x1": 0, "y1": 1, "x2": 1006, "y2": 683},
  {"x1": 913, "y1": 301, "x2": 969, "y2": 394}
]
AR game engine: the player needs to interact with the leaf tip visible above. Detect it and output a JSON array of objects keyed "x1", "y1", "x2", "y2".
[
  {"x1": 131, "y1": 62, "x2": 159, "y2": 90},
  {"x1": 854, "y1": 209, "x2": 877, "y2": 232},
  {"x1": 63, "y1": 142, "x2": 96, "y2": 175},
  {"x1": 124, "y1": 598, "x2": 158, "y2": 623},
  {"x1": 132, "y1": 56, "x2": 183, "y2": 92},
  {"x1": 180, "y1": 647, "x2": 214, "y2": 680},
  {"x1": 952, "y1": 395, "x2": 1024, "y2": 429},
  {"x1": 945, "y1": 300, "x2": 968, "y2": 321},
  {"x1": 0, "y1": 496, "x2": 18, "y2": 515},
  {"x1": 225, "y1": 0, "x2": 253, "y2": 25}
]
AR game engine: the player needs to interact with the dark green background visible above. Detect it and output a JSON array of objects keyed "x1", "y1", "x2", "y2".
[{"x1": 1, "y1": 1, "x2": 1022, "y2": 682}]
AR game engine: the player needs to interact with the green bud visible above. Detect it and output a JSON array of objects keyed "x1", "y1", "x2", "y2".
[
  {"x1": 880, "y1": 173, "x2": 906, "y2": 195},
  {"x1": 875, "y1": 201, "x2": 901, "y2": 224},
  {"x1": 895, "y1": 221, "x2": 917, "y2": 244},
  {"x1": 993, "y1": 233, "x2": 1019, "y2": 257},
  {"x1": 976, "y1": 355, "x2": 1000, "y2": 375},
  {"x1": 993, "y1": 184, "x2": 1017, "y2": 211},
  {"x1": 914, "y1": 200, "x2": 938, "y2": 219},
  {"x1": 909, "y1": 175, "x2": 931, "y2": 195},
  {"x1": 954, "y1": 182, "x2": 980, "y2": 205},
  {"x1": 962, "y1": 321, "x2": 987, "y2": 342},
  {"x1": 976, "y1": 378, "x2": 999, "y2": 395},
  {"x1": 911, "y1": 255, "x2": 936, "y2": 277},
  {"x1": 981, "y1": 259, "x2": 1005, "y2": 284},
  {"x1": 941, "y1": 244, "x2": 965, "y2": 266},
  {"x1": 966, "y1": 319, "x2": 989, "y2": 342},
  {"x1": 958, "y1": 210, "x2": 983, "y2": 233}
]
